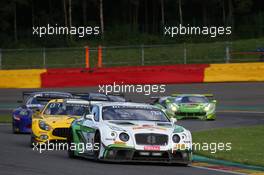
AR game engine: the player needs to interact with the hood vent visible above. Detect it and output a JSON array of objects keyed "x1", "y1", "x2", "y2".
[
  {"x1": 156, "y1": 122, "x2": 172, "y2": 127},
  {"x1": 109, "y1": 121, "x2": 135, "y2": 126}
]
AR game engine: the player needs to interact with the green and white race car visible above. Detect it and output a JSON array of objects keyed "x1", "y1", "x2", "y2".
[
  {"x1": 67, "y1": 102, "x2": 192, "y2": 164},
  {"x1": 152, "y1": 94, "x2": 216, "y2": 120}
]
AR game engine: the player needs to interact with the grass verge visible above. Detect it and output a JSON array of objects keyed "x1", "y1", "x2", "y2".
[
  {"x1": 193, "y1": 125, "x2": 264, "y2": 167},
  {"x1": 0, "y1": 115, "x2": 11, "y2": 123}
]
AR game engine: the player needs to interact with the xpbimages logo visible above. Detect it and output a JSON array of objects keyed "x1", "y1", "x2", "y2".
[
  {"x1": 98, "y1": 82, "x2": 166, "y2": 96},
  {"x1": 32, "y1": 24, "x2": 100, "y2": 37},
  {"x1": 164, "y1": 24, "x2": 232, "y2": 38},
  {"x1": 32, "y1": 141, "x2": 100, "y2": 154}
]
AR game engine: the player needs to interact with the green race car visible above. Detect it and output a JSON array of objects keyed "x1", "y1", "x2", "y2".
[{"x1": 152, "y1": 94, "x2": 216, "y2": 120}]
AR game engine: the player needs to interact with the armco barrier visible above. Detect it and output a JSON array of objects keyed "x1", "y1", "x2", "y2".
[
  {"x1": 41, "y1": 64, "x2": 208, "y2": 88},
  {"x1": 0, "y1": 69, "x2": 46, "y2": 88},
  {"x1": 204, "y1": 63, "x2": 264, "y2": 82}
]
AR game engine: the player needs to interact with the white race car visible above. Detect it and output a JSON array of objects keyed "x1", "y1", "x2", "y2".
[{"x1": 68, "y1": 102, "x2": 192, "y2": 165}]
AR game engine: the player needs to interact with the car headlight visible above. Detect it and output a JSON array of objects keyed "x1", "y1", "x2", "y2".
[
  {"x1": 39, "y1": 120, "x2": 51, "y2": 131},
  {"x1": 169, "y1": 104, "x2": 178, "y2": 112},
  {"x1": 119, "y1": 132, "x2": 129, "y2": 142},
  {"x1": 181, "y1": 133, "x2": 187, "y2": 140},
  {"x1": 172, "y1": 134, "x2": 181, "y2": 143},
  {"x1": 204, "y1": 104, "x2": 213, "y2": 112},
  {"x1": 13, "y1": 115, "x2": 21, "y2": 121}
]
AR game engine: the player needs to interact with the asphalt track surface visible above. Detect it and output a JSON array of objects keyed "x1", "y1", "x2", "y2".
[{"x1": 0, "y1": 82, "x2": 264, "y2": 175}]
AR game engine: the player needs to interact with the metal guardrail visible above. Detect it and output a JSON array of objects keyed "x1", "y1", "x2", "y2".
[{"x1": 0, "y1": 41, "x2": 263, "y2": 69}]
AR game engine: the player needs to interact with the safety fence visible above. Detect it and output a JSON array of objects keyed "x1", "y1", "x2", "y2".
[
  {"x1": 0, "y1": 40, "x2": 264, "y2": 69},
  {"x1": 0, "y1": 62, "x2": 264, "y2": 88}
]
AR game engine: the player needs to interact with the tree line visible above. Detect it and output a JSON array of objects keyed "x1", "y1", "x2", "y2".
[{"x1": 0, "y1": 0, "x2": 263, "y2": 48}]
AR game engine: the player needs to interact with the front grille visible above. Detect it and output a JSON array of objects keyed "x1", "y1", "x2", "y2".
[
  {"x1": 176, "y1": 112, "x2": 206, "y2": 116},
  {"x1": 105, "y1": 149, "x2": 134, "y2": 160},
  {"x1": 52, "y1": 128, "x2": 69, "y2": 138},
  {"x1": 135, "y1": 133, "x2": 168, "y2": 145},
  {"x1": 132, "y1": 151, "x2": 169, "y2": 161},
  {"x1": 182, "y1": 104, "x2": 199, "y2": 108}
]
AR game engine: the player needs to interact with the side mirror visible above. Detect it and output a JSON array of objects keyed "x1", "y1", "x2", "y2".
[
  {"x1": 170, "y1": 118, "x2": 177, "y2": 124},
  {"x1": 211, "y1": 100, "x2": 217, "y2": 103},
  {"x1": 84, "y1": 114, "x2": 95, "y2": 121}
]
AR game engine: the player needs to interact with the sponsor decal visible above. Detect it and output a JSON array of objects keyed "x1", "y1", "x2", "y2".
[
  {"x1": 144, "y1": 146, "x2": 160, "y2": 151},
  {"x1": 174, "y1": 143, "x2": 186, "y2": 150},
  {"x1": 39, "y1": 132, "x2": 48, "y2": 134},
  {"x1": 114, "y1": 141, "x2": 126, "y2": 145},
  {"x1": 105, "y1": 138, "x2": 115, "y2": 141}
]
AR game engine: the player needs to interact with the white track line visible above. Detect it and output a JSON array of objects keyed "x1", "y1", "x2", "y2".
[{"x1": 191, "y1": 165, "x2": 247, "y2": 175}]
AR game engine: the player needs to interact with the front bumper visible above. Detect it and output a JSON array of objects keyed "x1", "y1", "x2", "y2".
[
  {"x1": 102, "y1": 146, "x2": 192, "y2": 164},
  {"x1": 32, "y1": 127, "x2": 69, "y2": 143},
  {"x1": 174, "y1": 111, "x2": 215, "y2": 120},
  {"x1": 13, "y1": 118, "x2": 32, "y2": 133}
]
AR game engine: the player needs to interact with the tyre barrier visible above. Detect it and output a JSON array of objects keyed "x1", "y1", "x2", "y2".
[
  {"x1": 40, "y1": 64, "x2": 208, "y2": 87},
  {"x1": 204, "y1": 63, "x2": 264, "y2": 82},
  {"x1": 0, "y1": 69, "x2": 46, "y2": 88},
  {"x1": 0, "y1": 63, "x2": 264, "y2": 88}
]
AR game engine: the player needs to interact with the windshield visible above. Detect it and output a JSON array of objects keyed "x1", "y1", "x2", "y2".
[
  {"x1": 43, "y1": 102, "x2": 89, "y2": 116},
  {"x1": 176, "y1": 96, "x2": 208, "y2": 103},
  {"x1": 102, "y1": 106, "x2": 169, "y2": 122}
]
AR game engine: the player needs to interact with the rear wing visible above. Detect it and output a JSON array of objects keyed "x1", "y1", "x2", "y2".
[
  {"x1": 71, "y1": 93, "x2": 106, "y2": 101},
  {"x1": 70, "y1": 93, "x2": 89, "y2": 97},
  {"x1": 149, "y1": 96, "x2": 168, "y2": 104},
  {"x1": 21, "y1": 91, "x2": 72, "y2": 103},
  {"x1": 63, "y1": 99, "x2": 92, "y2": 108},
  {"x1": 22, "y1": 91, "x2": 38, "y2": 99},
  {"x1": 71, "y1": 92, "x2": 124, "y2": 97},
  {"x1": 150, "y1": 96, "x2": 162, "y2": 100},
  {"x1": 16, "y1": 91, "x2": 37, "y2": 103},
  {"x1": 107, "y1": 93, "x2": 125, "y2": 97},
  {"x1": 171, "y1": 94, "x2": 214, "y2": 97},
  {"x1": 71, "y1": 92, "x2": 126, "y2": 102}
]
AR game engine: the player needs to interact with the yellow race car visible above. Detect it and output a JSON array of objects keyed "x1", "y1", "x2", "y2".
[{"x1": 31, "y1": 98, "x2": 90, "y2": 146}]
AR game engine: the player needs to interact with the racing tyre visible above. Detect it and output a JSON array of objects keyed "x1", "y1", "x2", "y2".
[
  {"x1": 12, "y1": 122, "x2": 18, "y2": 134},
  {"x1": 182, "y1": 153, "x2": 192, "y2": 166},
  {"x1": 93, "y1": 131, "x2": 101, "y2": 161},
  {"x1": 67, "y1": 128, "x2": 76, "y2": 158},
  {"x1": 30, "y1": 136, "x2": 36, "y2": 148},
  {"x1": 206, "y1": 117, "x2": 216, "y2": 121}
]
